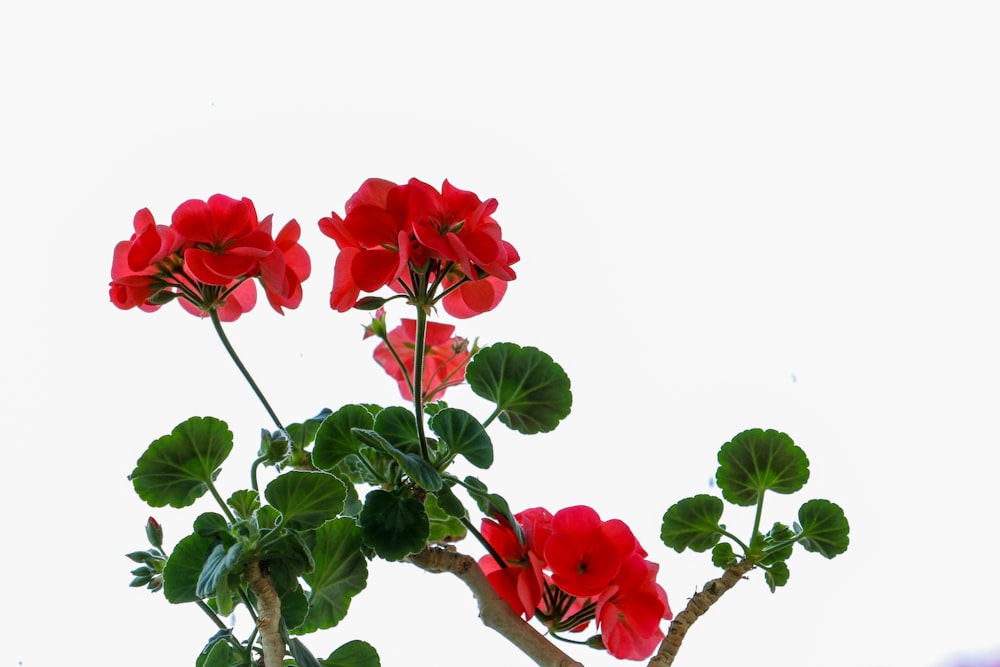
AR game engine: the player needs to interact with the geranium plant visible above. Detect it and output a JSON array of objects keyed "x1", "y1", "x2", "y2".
[{"x1": 112, "y1": 179, "x2": 850, "y2": 667}]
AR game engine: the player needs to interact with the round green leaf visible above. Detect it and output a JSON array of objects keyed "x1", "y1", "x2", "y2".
[
  {"x1": 162, "y1": 532, "x2": 214, "y2": 603},
  {"x1": 466, "y1": 343, "x2": 572, "y2": 434},
  {"x1": 429, "y1": 408, "x2": 494, "y2": 468},
  {"x1": 660, "y1": 494, "x2": 725, "y2": 553},
  {"x1": 322, "y1": 640, "x2": 380, "y2": 667},
  {"x1": 130, "y1": 416, "x2": 233, "y2": 508},
  {"x1": 373, "y1": 406, "x2": 421, "y2": 454},
  {"x1": 797, "y1": 499, "x2": 850, "y2": 558},
  {"x1": 297, "y1": 518, "x2": 369, "y2": 633},
  {"x1": 313, "y1": 405, "x2": 374, "y2": 470},
  {"x1": 715, "y1": 428, "x2": 810, "y2": 506},
  {"x1": 359, "y1": 489, "x2": 429, "y2": 561},
  {"x1": 764, "y1": 561, "x2": 790, "y2": 592},
  {"x1": 264, "y1": 470, "x2": 347, "y2": 530}
]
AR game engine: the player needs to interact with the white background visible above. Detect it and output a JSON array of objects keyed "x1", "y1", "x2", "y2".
[{"x1": 2, "y1": 2, "x2": 998, "y2": 666}]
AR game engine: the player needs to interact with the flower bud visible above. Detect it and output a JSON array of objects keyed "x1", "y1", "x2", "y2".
[{"x1": 145, "y1": 517, "x2": 163, "y2": 548}]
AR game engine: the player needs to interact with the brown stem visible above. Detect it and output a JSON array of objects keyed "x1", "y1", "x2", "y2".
[
  {"x1": 245, "y1": 560, "x2": 284, "y2": 667},
  {"x1": 408, "y1": 547, "x2": 585, "y2": 667},
  {"x1": 647, "y1": 559, "x2": 755, "y2": 667}
]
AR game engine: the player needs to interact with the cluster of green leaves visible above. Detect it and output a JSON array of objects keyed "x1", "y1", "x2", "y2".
[
  {"x1": 126, "y1": 342, "x2": 572, "y2": 666},
  {"x1": 309, "y1": 343, "x2": 572, "y2": 561},
  {"x1": 660, "y1": 428, "x2": 850, "y2": 592}
]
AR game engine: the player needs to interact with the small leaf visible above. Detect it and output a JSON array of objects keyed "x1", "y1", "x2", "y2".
[
  {"x1": 764, "y1": 561, "x2": 790, "y2": 592},
  {"x1": 322, "y1": 640, "x2": 381, "y2": 667},
  {"x1": 130, "y1": 416, "x2": 233, "y2": 508},
  {"x1": 353, "y1": 428, "x2": 442, "y2": 491},
  {"x1": 313, "y1": 405, "x2": 374, "y2": 470},
  {"x1": 660, "y1": 494, "x2": 725, "y2": 553},
  {"x1": 711, "y1": 542, "x2": 738, "y2": 568},
  {"x1": 430, "y1": 408, "x2": 494, "y2": 469},
  {"x1": 715, "y1": 428, "x2": 810, "y2": 506},
  {"x1": 227, "y1": 490, "x2": 260, "y2": 520},
  {"x1": 264, "y1": 471, "x2": 347, "y2": 530},
  {"x1": 797, "y1": 499, "x2": 850, "y2": 558},
  {"x1": 461, "y1": 476, "x2": 522, "y2": 543},
  {"x1": 298, "y1": 518, "x2": 369, "y2": 632},
  {"x1": 466, "y1": 343, "x2": 572, "y2": 434},
  {"x1": 425, "y1": 493, "x2": 468, "y2": 543},
  {"x1": 359, "y1": 489, "x2": 429, "y2": 560},
  {"x1": 286, "y1": 408, "x2": 334, "y2": 450},
  {"x1": 759, "y1": 522, "x2": 795, "y2": 565},
  {"x1": 279, "y1": 585, "x2": 310, "y2": 635}
]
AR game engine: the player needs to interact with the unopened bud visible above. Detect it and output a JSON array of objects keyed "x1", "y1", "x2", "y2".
[{"x1": 145, "y1": 517, "x2": 163, "y2": 548}]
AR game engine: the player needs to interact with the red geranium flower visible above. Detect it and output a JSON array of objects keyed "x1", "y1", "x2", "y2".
[
  {"x1": 321, "y1": 178, "x2": 517, "y2": 313},
  {"x1": 110, "y1": 195, "x2": 309, "y2": 321},
  {"x1": 172, "y1": 194, "x2": 276, "y2": 285},
  {"x1": 372, "y1": 319, "x2": 471, "y2": 401},
  {"x1": 543, "y1": 506, "x2": 626, "y2": 598},
  {"x1": 258, "y1": 217, "x2": 311, "y2": 314},
  {"x1": 596, "y1": 555, "x2": 672, "y2": 660},
  {"x1": 477, "y1": 510, "x2": 550, "y2": 620},
  {"x1": 319, "y1": 178, "x2": 412, "y2": 311}
]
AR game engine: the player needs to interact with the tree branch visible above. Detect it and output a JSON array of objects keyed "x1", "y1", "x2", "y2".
[
  {"x1": 245, "y1": 560, "x2": 284, "y2": 667},
  {"x1": 408, "y1": 546, "x2": 585, "y2": 667},
  {"x1": 647, "y1": 559, "x2": 755, "y2": 667}
]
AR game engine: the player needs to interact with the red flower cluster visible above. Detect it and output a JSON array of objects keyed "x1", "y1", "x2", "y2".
[
  {"x1": 110, "y1": 195, "x2": 310, "y2": 321},
  {"x1": 319, "y1": 178, "x2": 519, "y2": 318},
  {"x1": 479, "y1": 505, "x2": 672, "y2": 660},
  {"x1": 367, "y1": 312, "x2": 472, "y2": 402}
]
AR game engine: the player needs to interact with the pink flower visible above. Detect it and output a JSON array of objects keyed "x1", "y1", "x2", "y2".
[{"x1": 371, "y1": 319, "x2": 471, "y2": 401}]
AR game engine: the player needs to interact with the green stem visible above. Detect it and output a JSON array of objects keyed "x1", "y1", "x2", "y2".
[
  {"x1": 412, "y1": 306, "x2": 431, "y2": 461},
  {"x1": 482, "y1": 406, "x2": 503, "y2": 429},
  {"x1": 210, "y1": 309, "x2": 285, "y2": 433},
  {"x1": 750, "y1": 491, "x2": 765, "y2": 548},
  {"x1": 461, "y1": 516, "x2": 507, "y2": 569},
  {"x1": 717, "y1": 528, "x2": 751, "y2": 554},
  {"x1": 207, "y1": 479, "x2": 236, "y2": 524},
  {"x1": 195, "y1": 599, "x2": 229, "y2": 630}
]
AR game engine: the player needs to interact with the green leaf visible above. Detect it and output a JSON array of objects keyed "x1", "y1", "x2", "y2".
[
  {"x1": 264, "y1": 471, "x2": 347, "y2": 530},
  {"x1": 711, "y1": 542, "x2": 738, "y2": 568},
  {"x1": 297, "y1": 518, "x2": 369, "y2": 632},
  {"x1": 797, "y1": 499, "x2": 850, "y2": 558},
  {"x1": 287, "y1": 408, "x2": 334, "y2": 450},
  {"x1": 227, "y1": 490, "x2": 260, "y2": 520},
  {"x1": 373, "y1": 406, "x2": 421, "y2": 454},
  {"x1": 764, "y1": 561, "x2": 790, "y2": 592},
  {"x1": 432, "y1": 484, "x2": 468, "y2": 519},
  {"x1": 130, "y1": 416, "x2": 233, "y2": 508},
  {"x1": 353, "y1": 428, "x2": 443, "y2": 491},
  {"x1": 430, "y1": 408, "x2": 494, "y2": 469},
  {"x1": 759, "y1": 522, "x2": 795, "y2": 565},
  {"x1": 193, "y1": 512, "x2": 231, "y2": 539},
  {"x1": 359, "y1": 490, "x2": 429, "y2": 560},
  {"x1": 313, "y1": 405, "x2": 374, "y2": 470},
  {"x1": 279, "y1": 585, "x2": 309, "y2": 635},
  {"x1": 715, "y1": 428, "x2": 810, "y2": 506},
  {"x1": 660, "y1": 494, "x2": 725, "y2": 553},
  {"x1": 425, "y1": 493, "x2": 468, "y2": 543},
  {"x1": 322, "y1": 640, "x2": 381, "y2": 667},
  {"x1": 198, "y1": 633, "x2": 243, "y2": 667},
  {"x1": 196, "y1": 542, "x2": 244, "y2": 599},
  {"x1": 162, "y1": 532, "x2": 214, "y2": 603},
  {"x1": 466, "y1": 343, "x2": 572, "y2": 434},
  {"x1": 461, "y1": 476, "x2": 522, "y2": 543}
]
